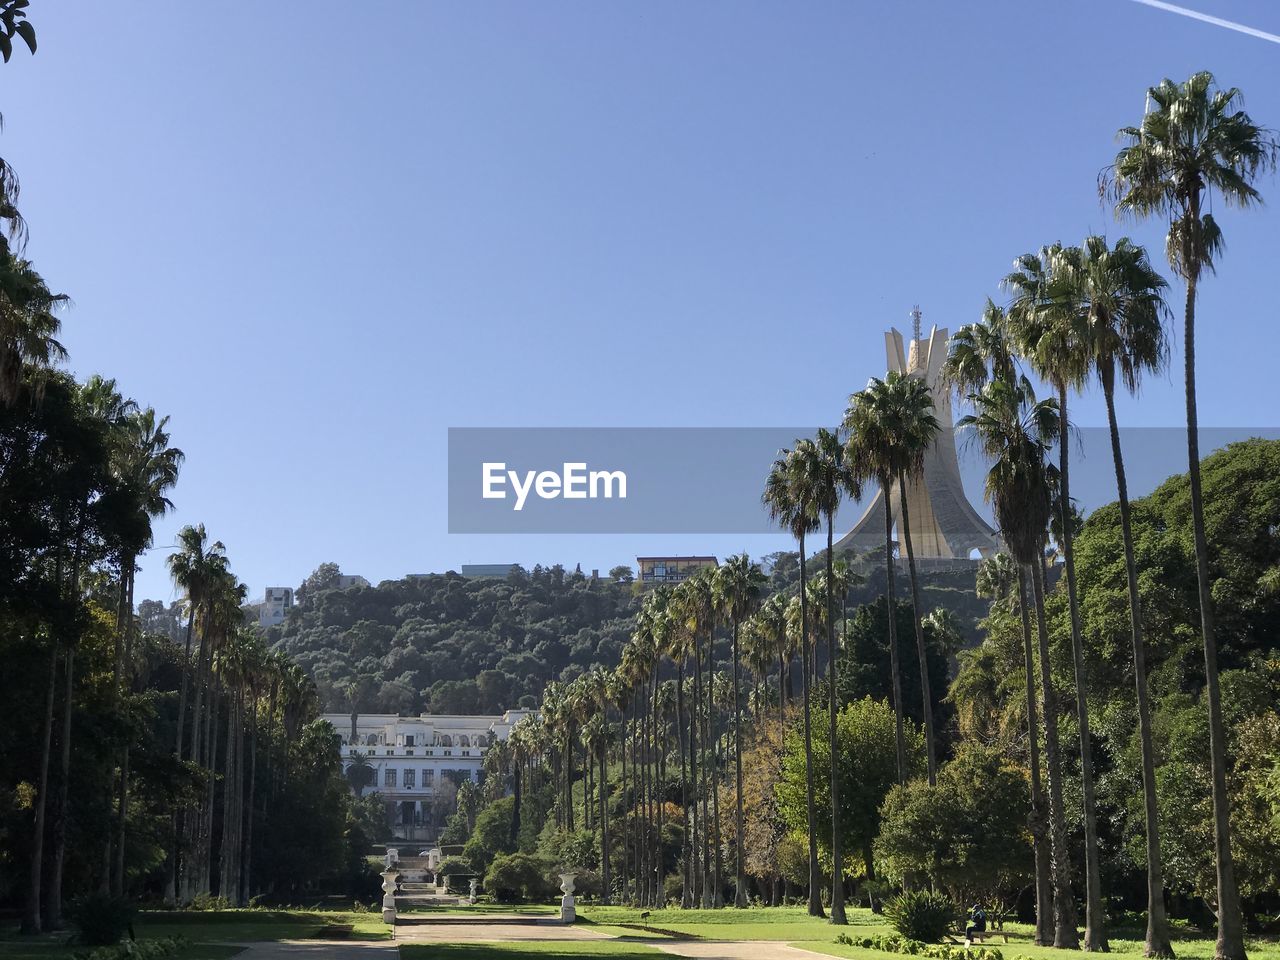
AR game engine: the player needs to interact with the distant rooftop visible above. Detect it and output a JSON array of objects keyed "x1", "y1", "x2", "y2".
[{"x1": 460, "y1": 563, "x2": 520, "y2": 579}]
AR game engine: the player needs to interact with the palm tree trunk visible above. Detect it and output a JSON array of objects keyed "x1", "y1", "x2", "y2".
[
  {"x1": 45, "y1": 645, "x2": 74, "y2": 929},
  {"x1": 1182, "y1": 253, "x2": 1246, "y2": 960},
  {"x1": 243, "y1": 690, "x2": 258, "y2": 904},
  {"x1": 655, "y1": 675, "x2": 666, "y2": 906},
  {"x1": 22, "y1": 643, "x2": 59, "y2": 935},
  {"x1": 678, "y1": 662, "x2": 691, "y2": 908},
  {"x1": 1032, "y1": 559, "x2": 1079, "y2": 948},
  {"x1": 732, "y1": 616, "x2": 747, "y2": 907},
  {"x1": 798, "y1": 529, "x2": 825, "y2": 917},
  {"x1": 113, "y1": 567, "x2": 136, "y2": 898},
  {"x1": 1019, "y1": 564, "x2": 1052, "y2": 946},
  {"x1": 1104, "y1": 378, "x2": 1174, "y2": 958},
  {"x1": 1056, "y1": 386, "x2": 1107, "y2": 951},
  {"x1": 689, "y1": 638, "x2": 702, "y2": 907},
  {"x1": 620, "y1": 705, "x2": 629, "y2": 903},
  {"x1": 706, "y1": 627, "x2": 716, "y2": 906},
  {"x1": 896, "y1": 474, "x2": 937, "y2": 785},
  {"x1": 825, "y1": 515, "x2": 847, "y2": 923},
  {"x1": 600, "y1": 738, "x2": 611, "y2": 904},
  {"x1": 882, "y1": 481, "x2": 907, "y2": 782}
]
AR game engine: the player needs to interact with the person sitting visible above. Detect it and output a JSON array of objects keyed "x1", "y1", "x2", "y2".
[{"x1": 965, "y1": 905, "x2": 988, "y2": 942}]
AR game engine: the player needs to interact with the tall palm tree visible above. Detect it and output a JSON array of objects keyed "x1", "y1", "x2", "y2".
[
  {"x1": 763, "y1": 445, "x2": 824, "y2": 917},
  {"x1": 811, "y1": 427, "x2": 858, "y2": 922},
  {"x1": 959, "y1": 377, "x2": 1067, "y2": 947},
  {"x1": 1007, "y1": 243, "x2": 1099, "y2": 950},
  {"x1": 712, "y1": 552, "x2": 765, "y2": 908},
  {"x1": 1108, "y1": 72, "x2": 1275, "y2": 960},
  {"x1": 756, "y1": 593, "x2": 791, "y2": 749},
  {"x1": 943, "y1": 304, "x2": 1052, "y2": 944},
  {"x1": 1057, "y1": 234, "x2": 1177, "y2": 955},
  {"x1": 110, "y1": 405, "x2": 183, "y2": 897},
  {"x1": 846, "y1": 372, "x2": 941, "y2": 785}
]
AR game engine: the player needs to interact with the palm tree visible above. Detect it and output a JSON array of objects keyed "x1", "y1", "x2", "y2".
[
  {"x1": 1107, "y1": 72, "x2": 1275, "y2": 960},
  {"x1": 110, "y1": 405, "x2": 183, "y2": 897},
  {"x1": 1007, "y1": 243, "x2": 1100, "y2": 950},
  {"x1": 712, "y1": 552, "x2": 765, "y2": 908},
  {"x1": 763, "y1": 445, "x2": 824, "y2": 917},
  {"x1": 975, "y1": 552, "x2": 1018, "y2": 610},
  {"x1": 1055, "y1": 234, "x2": 1177, "y2": 955},
  {"x1": 811, "y1": 427, "x2": 858, "y2": 922},
  {"x1": 943, "y1": 306, "x2": 1052, "y2": 943},
  {"x1": 346, "y1": 750, "x2": 375, "y2": 797},
  {"x1": 959, "y1": 376, "x2": 1066, "y2": 947},
  {"x1": 0, "y1": 252, "x2": 68, "y2": 406},
  {"x1": 756, "y1": 593, "x2": 791, "y2": 749},
  {"x1": 846, "y1": 372, "x2": 941, "y2": 785}
]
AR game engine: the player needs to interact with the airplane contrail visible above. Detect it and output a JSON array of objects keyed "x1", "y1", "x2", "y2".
[{"x1": 1127, "y1": 0, "x2": 1280, "y2": 45}]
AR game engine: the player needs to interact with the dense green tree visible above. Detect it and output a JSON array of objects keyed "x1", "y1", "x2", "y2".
[
  {"x1": 777, "y1": 697, "x2": 921, "y2": 884},
  {"x1": 876, "y1": 744, "x2": 1032, "y2": 909}
]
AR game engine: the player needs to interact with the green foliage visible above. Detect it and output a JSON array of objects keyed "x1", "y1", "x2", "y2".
[
  {"x1": 883, "y1": 890, "x2": 960, "y2": 943},
  {"x1": 463, "y1": 795, "x2": 517, "y2": 875},
  {"x1": 876, "y1": 745, "x2": 1031, "y2": 904},
  {"x1": 834, "y1": 933, "x2": 1001, "y2": 960},
  {"x1": 776, "y1": 696, "x2": 922, "y2": 877},
  {"x1": 483, "y1": 851, "x2": 553, "y2": 903},
  {"x1": 73, "y1": 937, "x2": 188, "y2": 960},
  {"x1": 68, "y1": 894, "x2": 137, "y2": 946},
  {"x1": 836, "y1": 598, "x2": 956, "y2": 737},
  {"x1": 438, "y1": 855, "x2": 474, "y2": 876},
  {"x1": 268, "y1": 563, "x2": 640, "y2": 716}
]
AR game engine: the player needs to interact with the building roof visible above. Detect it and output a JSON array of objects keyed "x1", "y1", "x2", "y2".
[{"x1": 635, "y1": 556, "x2": 718, "y2": 563}]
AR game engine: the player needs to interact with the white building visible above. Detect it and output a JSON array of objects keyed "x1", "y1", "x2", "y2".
[
  {"x1": 326, "y1": 709, "x2": 537, "y2": 841},
  {"x1": 259, "y1": 587, "x2": 294, "y2": 628},
  {"x1": 336, "y1": 574, "x2": 371, "y2": 589}
]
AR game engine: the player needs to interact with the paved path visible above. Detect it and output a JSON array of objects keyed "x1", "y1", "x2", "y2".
[
  {"x1": 233, "y1": 942, "x2": 398, "y2": 960},
  {"x1": 392, "y1": 917, "x2": 612, "y2": 943},
  {"x1": 653, "y1": 942, "x2": 827, "y2": 960}
]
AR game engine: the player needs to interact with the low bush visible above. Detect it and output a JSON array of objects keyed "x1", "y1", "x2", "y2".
[
  {"x1": 73, "y1": 936, "x2": 186, "y2": 960},
  {"x1": 833, "y1": 932, "x2": 1001, "y2": 960},
  {"x1": 885, "y1": 890, "x2": 959, "y2": 943},
  {"x1": 68, "y1": 894, "x2": 137, "y2": 946},
  {"x1": 484, "y1": 852, "x2": 552, "y2": 903}
]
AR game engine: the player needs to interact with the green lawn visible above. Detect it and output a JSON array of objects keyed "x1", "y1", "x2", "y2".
[
  {"x1": 803, "y1": 933, "x2": 1280, "y2": 960},
  {"x1": 0, "y1": 909, "x2": 391, "y2": 960},
  {"x1": 576, "y1": 905, "x2": 1280, "y2": 960},
  {"x1": 135, "y1": 908, "x2": 391, "y2": 942},
  {"x1": 400, "y1": 942, "x2": 666, "y2": 960},
  {"x1": 576, "y1": 904, "x2": 890, "y2": 941}
]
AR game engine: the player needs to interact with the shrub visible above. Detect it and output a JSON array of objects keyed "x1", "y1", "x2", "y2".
[
  {"x1": 69, "y1": 894, "x2": 137, "y2": 946},
  {"x1": 187, "y1": 893, "x2": 230, "y2": 911},
  {"x1": 884, "y1": 890, "x2": 959, "y2": 943},
  {"x1": 484, "y1": 852, "x2": 551, "y2": 903},
  {"x1": 74, "y1": 936, "x2": 187, "y2": 960},
  {"x1": 832, "y1": 933, "x2": 1001, "y2": 960}
]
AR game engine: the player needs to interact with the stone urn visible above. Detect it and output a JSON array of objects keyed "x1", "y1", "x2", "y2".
[
  {"x1": 381, "y1": 869, "x2": 400, "y2": 925},
  {"x1": 468, "y1": 877, "x2": 479, "y2": 905},
  {"x1": 558, "y1": 872, "x2": 577, "y2": 924}
]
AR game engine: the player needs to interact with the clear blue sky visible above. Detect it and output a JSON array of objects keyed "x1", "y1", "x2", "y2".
[{"x1": 5, "y1": 2, "x2": 1278, "y2": 603}]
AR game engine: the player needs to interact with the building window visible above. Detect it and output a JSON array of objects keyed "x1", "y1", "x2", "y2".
[
  {"x1": 405, "y1": 735, "x2": 415, "y2": 747},
  {"x1": 384, "y1": 768, "x2": 397, "y2": 788},
  {"x1": 404, "y1": 769, "x2": 416, "y2": 789},
  {"x1": 424, "y1": 769, "x2": 434, "y2": 785}
]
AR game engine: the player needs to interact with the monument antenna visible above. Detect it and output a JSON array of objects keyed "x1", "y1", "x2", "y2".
[{"x1": 910, "y1": 304, "x2": 923, "y2": 344}]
